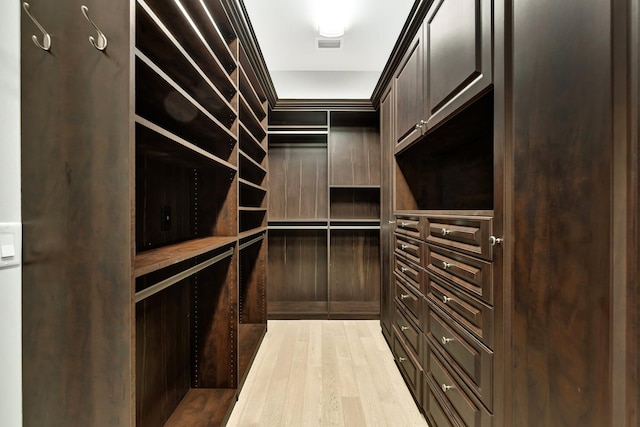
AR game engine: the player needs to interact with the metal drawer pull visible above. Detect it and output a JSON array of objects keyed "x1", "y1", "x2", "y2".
[
  {"x1": 489, "y1": 235, "x2": 503, "y2": 246},
  {"x1": 441, "y1": 384, "x2": 455, "y2": 393},
  {"x1": 400, "y1": 325, "x2": 409, "y2": 331},
  {"x1": 389, "y1": 220, "x2": 396, "y2": 224},
  {"x1": 415, "y1": 123, "x2": 422, "y2": 130},
  {"x1": 400, "y1": 244, "x2": 408, "y2": 250},
  {"x1": 442, "y1": 262, "x2": 451, "y2": 270},
  {"x1": 400, "y1": 267, "x2": 408, "y2": 273},
  {"x1": 441, "y1": 336, "x2": 454, "y2": 345},
  {"x1": 442, "y1": 296, "x2": 453, "y2": 304},
  {"x1": 400, "y1": 294, "x2": 411, "y2": 300},
  {"x1": 441, "y1": 228, "x2": 451, "y2": 236},
  {"x1": 400, "y1": 222, "x2": 408, "y2": 228},
  {"x1": 399, "y1": 357, "x2": 407, "y2": 362}
]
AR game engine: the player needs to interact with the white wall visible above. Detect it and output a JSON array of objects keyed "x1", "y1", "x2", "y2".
[
  {"x1": 271, "y1": 70, "x2": 380, "y2": 99},
  {"x1": 0, "y1": 1, "x2": 22, "y2": 426}
]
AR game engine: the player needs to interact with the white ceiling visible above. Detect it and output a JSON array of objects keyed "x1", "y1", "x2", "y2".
[{"x1": 243, "y1": 0, "x2": 416, "y2": 99}]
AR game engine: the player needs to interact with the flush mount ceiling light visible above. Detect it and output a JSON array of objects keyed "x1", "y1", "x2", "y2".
[{"x1": 316, "y1": 0, "x2": 347, "y2": 38}]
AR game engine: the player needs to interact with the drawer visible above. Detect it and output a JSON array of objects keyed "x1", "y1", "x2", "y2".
[
  {"x1": 425, "y1": 347, "x2": 493, "y2": 427},
  {"x1": 394, "y1": 274, "x2": 421, "y2": 323},
  {"x1": 427, "y1": 273, "x2": 494, "y2": 347},
  {"x1": 425, "y1": 215, "x2": 493, "y2": 261},
  {"x1": 394, "y1": 255, "x2": 422, "y2": 290},
  {"x1": 426, "y1": 244, "x2": 493, "y2": 304},
  {"x1": 394, "y1": 303, "x2": 422, "y2": 354},
  {"x1": 395, "y1": 216, "x2": 422, "y2": 240},
  {"x1": 393, "y1": 328, "x2": 423, "y2": 400},
  {"x1": 423, "y1": 373, "x2": 455, "y2": 427},
  {"x1": 394, "y1": 234, "x2": 422, "y2": 265},
  {"x1": 426, "y1": 304, "x2": 493, "y2": 411}
]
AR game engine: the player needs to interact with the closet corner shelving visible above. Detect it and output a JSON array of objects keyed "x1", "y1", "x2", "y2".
[{"x1": 267, "y1": 109, "x2": 381, "y2": 319}]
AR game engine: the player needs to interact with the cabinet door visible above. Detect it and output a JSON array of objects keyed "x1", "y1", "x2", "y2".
[
  {"x1": 394, "y1": 30, "x2": 424, "y2": 148},
  {"x1": 424, "y1": 0, "x2": 492, "y2": 128}
]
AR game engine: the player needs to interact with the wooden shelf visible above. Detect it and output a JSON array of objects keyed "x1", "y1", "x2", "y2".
[
  {"x1": 240, "y1": 94, "x2": 267, "y2": 141},
  {"x1": 136, "y1": 117, "x2": 236, "y2": 171},
  {"x1": 138, "y1": 0, "x2": 236, "y2": 97},
  {"x1": 238, "y1": 323, "x2": 267, "y2": 387},
  {"x1": 239, "y1": 149, "x2": 267, "y2": 173},
  {"x1": 239, "y1": 45, "x2": 267, "y2": 102},
  {"x1": 239, "y1": 67, "x2": 267, "y2": 120},
  {"x1": 135, "y1": 236, "x2": 236, "y2": 277},
  {"x1": 239, "y1": 227, "x2": 268, "y2": 240},
  {"x1": 239, "y1": 178, "x2": 267, "y2": 192},
  {"x1": 240, "y1": 123, "x2": 267, "y2": 159},
  {"x1": 330, "y1": 185, "x2": 381, "y2": 189},
  {"x1": 164, "y1": 388, "x2": 237, "y2": 427},
  {"x1": 239, "y1": 207, "x2": 267, "y2": 212}
]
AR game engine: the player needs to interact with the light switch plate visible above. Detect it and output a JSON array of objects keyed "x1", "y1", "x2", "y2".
[{"x1": 0, "y1": 223, "x2": 21, "y2": 269}]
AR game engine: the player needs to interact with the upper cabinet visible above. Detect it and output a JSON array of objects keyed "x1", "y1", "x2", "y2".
[
  {"x1": 424, "y1": 0, "x2": 492, "y2": 128},
  {"x1": 394, "y1": 31, "x2": 424, "y2": 147},
  {"x1": 395, "y1": 0, "x2": 493, "y2": 152}
]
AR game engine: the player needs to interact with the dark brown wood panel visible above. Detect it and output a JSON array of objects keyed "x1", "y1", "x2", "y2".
[
  {"x1": 329, "y1": 188, "x2": 380, "y2": 220},
  {"x1": 330, "y1": 114, "x2": 380, "y2": 186},
  {"x1": 380, "y1": 84, "x2": 395, "y2": 341},
  {"x1": 424, "y1": 0, "x2": 492, "y2": 128},
  {"x1": 267, "y1": 230, "x2": 328, "y2": 317},
  {"x1": 511, "y1": 0, "x2": 613, "y2": 425},
  {"x1": 239, "y1": 237, "x2": 267, "y2": 324},
  {"x1": 136, "y1": 280, "x2": 191, "y2": 427},
  {"x1": 21, "y1": 1, "x2": 133, "y2": 425},
  {"x1": 164, "y1": 388, "x2": 237, "y2": 427},
  {"x1": 268, "y1": 144, "x2": 328, "y2": 220},
  {"x1": 193, "y1": 255, "x2": 237, "y2": 388},
  {"x1": 237, "y1": 323, "x2": 267, "y2": 388},
  {"x1": 395, "y1": 31, "x2": 424, "y2": 147},
  {"x1": 329, "y1": 230, "x2": 381, "y2": 316}
]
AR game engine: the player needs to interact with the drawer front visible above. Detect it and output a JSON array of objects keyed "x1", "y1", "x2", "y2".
[
  {"x1": 426, "y1": 304, "x2": 493, "y2": 410},
  {"x1": 394, "y1": 234, "x2": 422, "y2": 265},
  {"x1": 427, "y1": 273, "x2": 493, "y2": 347},
  {"x1": 426, "y1": 244, "x2": 493, "y2": 304},
  {"x1": 394, "y1": 274, "x2": 421, "y2": 323},
  {"x1": 423, "y1": 374, "x2": 455, "y2": 427},
  {"x1": 393, "y1": 329, "x2": 422, "y2": 399},
  {"x1": 394, "y1": 303, "x2": 421, "y2": 354},
  {"x1": 426, "y1": 347, "x2": 493, "y2": 427},
  {"x1": 395, "y1": 216, "x2": 422, "y2": 240},
  {"x1": 395, "y1": 255, "x2": 422, "y2": 289},
  {"x1": 425, "y1": 215, "x2": 493, "y2": 261}
]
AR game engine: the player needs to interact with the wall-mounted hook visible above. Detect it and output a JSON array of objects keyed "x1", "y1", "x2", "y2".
[
  {"x1": 22, "y1": 2, "x2": 51, "y2": 51},
  {"x1": 81, "y1": 5, "x2": 107, "y2": 51}
]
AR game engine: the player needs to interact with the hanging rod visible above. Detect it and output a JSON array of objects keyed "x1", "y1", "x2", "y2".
[
  {"x1": 239, "y1": 233, "x2": 265, "y2": 251},
  {"x1": 135, "y1": 247, "x2": 234, "y2": 303}
]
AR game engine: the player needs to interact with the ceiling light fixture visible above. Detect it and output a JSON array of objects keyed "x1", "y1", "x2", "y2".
[{"x1": 316, "y1": 0, "x2": 346, "y2": 38}]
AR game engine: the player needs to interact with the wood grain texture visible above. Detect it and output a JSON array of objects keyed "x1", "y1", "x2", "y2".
[
  {"x1": 395, "y1": 31, "x2": 424, "y2": 146},
  {"x1": 268, "y1": 144, "x2": 328, "y2": 220},
  {"x1": 329, "y1": 230, "x2": 381, "y2": 317},
  {"x1": 267, "y1": 230, "x2": 328, "y2": 317},
  {"x1": 330, "y1": 188, "x2": 380, "y2": 220},
  {"x1": 164, "y1": 388, "x2": 237, "y2": 427},
  {"x1": 21, "y1": 1, "x2": 133, "y2": 425},
  {"x1": 329, "y1": 112, "x2": 381, "y2": 186},
  {"x1": 380, "y1": 85, "x2": 395, "y2": 341},
  {"x1": 511, "y1": 0, "x2": 613, "y2": 425},
  {"x1": 227, "y1": 320, "x2": 428, "y2": 427}
]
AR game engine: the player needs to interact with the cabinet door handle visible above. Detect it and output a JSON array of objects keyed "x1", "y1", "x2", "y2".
[
  {"x1": 441, "y1": 336, "x2": 454, "y2": 345},
  {"x1": 442, "y1": 262, "x2": 451, "y2": 270},
  {"x1": 489, "y1": 235, "x2": 503, "y2": 246},
  {"x1": 389, "y1": 220, "x2": 396, "y2": 224},
  {"x1": 400, "y1": 294, "x2": 411, "y2": 300},
  {"x1": 442, "y1": 296, "x2": 452, "y2": 304},
  {"x1": 441, "y1": 228, "x2": 451, "y2": 236},
  {"x1": 399, "y1": 357, "x2": 407, "y2": 362},
  {"x1": 400, "y1": 325, "x2": 409, "y2": 331},
  {"x1": 441, "y1": 384, "x2": 455, "y2": 393}
]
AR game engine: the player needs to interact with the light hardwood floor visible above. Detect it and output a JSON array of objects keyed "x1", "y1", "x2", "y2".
[{"x1": 227, "y1": 320, "x2": 429, "y2": 427}]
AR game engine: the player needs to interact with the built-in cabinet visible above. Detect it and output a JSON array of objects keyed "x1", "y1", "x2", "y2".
[
  {"x1": 268, "y1": 109, "x2": 381, "y2": 319},
  {"x1": 381, "y1": 0, "x2": 639, "y2": 426},
  {"x1": 22, "y1": 1, "x2": 268, "y2": 425}
]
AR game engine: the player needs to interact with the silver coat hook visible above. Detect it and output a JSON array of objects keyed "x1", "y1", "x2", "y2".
[
  {"x1": 81, "y1": 5, "x2": 107, "y2": 51},
  {"x1": 22, "y1": 2, "x2": 52, "y2": 51}
]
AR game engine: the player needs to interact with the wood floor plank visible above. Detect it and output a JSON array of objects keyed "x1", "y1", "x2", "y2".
[{"x1": 227, "y1": 320, "x2": 429, "y2": 427}]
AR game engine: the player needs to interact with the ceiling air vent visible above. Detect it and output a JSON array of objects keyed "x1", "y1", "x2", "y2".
[{"x1": 317, "y1": 38, "x2": 343, "y2": 50}]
